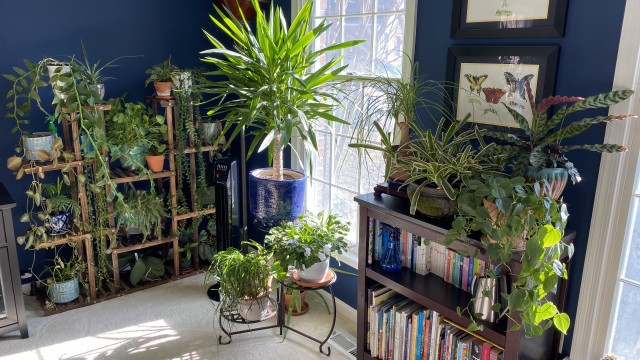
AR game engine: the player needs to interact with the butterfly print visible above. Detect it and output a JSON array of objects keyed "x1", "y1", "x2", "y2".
[
  {"x1": 482, "y1": 108, "x2": 499, "y2": 117},
  {"x1": 464, "y1": 74, "x2": 488, "y2": 95},
  {"x1": 482, "y1": 87, "x2": 506, "y2": 104},
  {"x1": 508, "y1": 100, "x2": 525, "y2": 111},
  {"x1": 504, "y1": 72, "x2": 534, "y2": 100}
]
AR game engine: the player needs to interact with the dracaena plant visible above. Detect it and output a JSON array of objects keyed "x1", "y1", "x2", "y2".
[
  {"x1": 489, "y1": 83, "x2": 635, "y2": 184},
  {"x1": 200, "y1": 0, "x2": 364, "y2": 180}
]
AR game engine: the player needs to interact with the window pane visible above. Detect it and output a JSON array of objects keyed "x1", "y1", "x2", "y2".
[
  {"x1": 360, "y1": 148, "x2": 386, "y2": 193},
  {"x1": 610, "y1": 283, "x2": 640, "y2": 359},
  {"x1": 344, "y1": 0, "x2": 374, "y2": 14},
  {"x1": 376, "y1": 0, "x2": 405, "y2": 12},
  {"x1": 315, "y1": 0, "x2": 341, "y2": 17},
  {"x1": 307, "y1": 180, "x2": 331, "y2": 213},
  {"x1": 334, "y1": 135, "x2": 360, "y2": 192},
  {"x1": 623, "y1": 198, "x2": 640, "y2": 283},
  {"x1": 313, "y1": 131, "x2": 332, "y2": 183},
  {"x1": 342, "y1": 16, "x2": 373, "y2": 74},
  {"x1": 314, "y1": 18, "x2": 342, "y2": 70},
  {"x1": 333, "y1": 81, "x2": 364, "y2": 136},
  {"x1": 332, "y1": 187, "x2": 359, "y2": 243},
  {"x1": 374, "y1": 14, "x2": 405, "y2": 76}
]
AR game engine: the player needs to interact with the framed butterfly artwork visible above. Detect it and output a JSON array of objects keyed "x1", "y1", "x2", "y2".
[
  {"x1": 446, "y1": 46, "x2": 558, "y2": 130},
  {"x1": 451, "y1": 0, "x2": 568, "y2": 38}
]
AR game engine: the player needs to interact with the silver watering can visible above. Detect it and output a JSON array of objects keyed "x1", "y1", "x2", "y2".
[{"x1": 471, "y1": 276, "x2": 499, "y2": 323}]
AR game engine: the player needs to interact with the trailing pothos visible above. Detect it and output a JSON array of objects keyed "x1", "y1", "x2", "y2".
[{"x1": 446, "y1": 175, "x2": 573, "y2": 337}]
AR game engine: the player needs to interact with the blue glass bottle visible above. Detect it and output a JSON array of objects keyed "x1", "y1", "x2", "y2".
[{"x1": 381, "y1": 229, "x2": 402, "y2": 272}]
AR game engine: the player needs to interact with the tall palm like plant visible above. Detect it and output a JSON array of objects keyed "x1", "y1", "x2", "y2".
[{"x1": 200, "y1": 0, "x2": 364, "y2": 180}]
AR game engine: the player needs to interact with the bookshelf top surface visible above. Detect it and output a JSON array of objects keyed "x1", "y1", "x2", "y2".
[{"x1": 354, "y1": 192, "x2": 576, "y2": 244}]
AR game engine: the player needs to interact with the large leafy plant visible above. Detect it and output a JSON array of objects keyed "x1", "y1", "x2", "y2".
[
  {"x1": 490, "y1": 83, "x2": 634, "y2": 183},
  {"x1": 265, "y1": 211, "x2": 350, "y2": 270},
  {"x1": 446, "y1": 175, "x2": 573, "y2": 337},
  {"x1": 200, "y1": 0, "x2": 363, "y2": 180},
  {"x1": 116, "y1": 189, "x2": 168, "y2": 242}
]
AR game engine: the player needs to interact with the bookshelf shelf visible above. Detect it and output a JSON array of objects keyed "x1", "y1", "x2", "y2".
[
  {"x1": 366, "y1": 261, "x2": 507, "y2": 347},
  {"x1": 355, "y1": 192, "x2": 574, "y2": 360}
]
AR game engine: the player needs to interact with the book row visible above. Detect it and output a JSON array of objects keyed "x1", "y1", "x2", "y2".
[
  {"x1": 368, "y1": 285, "x2": 504, "y2": 360},
  {"x1": 367, "y1": 219, "x2": 487, "y2": 292}
]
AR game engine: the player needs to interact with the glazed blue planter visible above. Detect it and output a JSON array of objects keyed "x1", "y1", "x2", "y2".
[
  {"x1": 48, "y1": 277, "x2": 79, "y2": 304},
  {"x1": 249, "y1": 168, "x2": 306, "y2": 228}
]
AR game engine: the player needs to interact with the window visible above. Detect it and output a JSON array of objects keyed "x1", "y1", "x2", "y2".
[{"x1": 291, "y1": 0, "x2": 417, "y2": 263}]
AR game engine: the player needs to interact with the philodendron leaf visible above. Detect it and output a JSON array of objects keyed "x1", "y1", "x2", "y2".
[
  {"x1": 129, "y1": 258, "x2": 146, "y2": 286},
  {"x1": 553, "y1": 313, "x2": 571, "y2": 334},
  {"x1": 508, "y1": 288, "x2": 528, "y2": 311},
  {"x1": 467, "y1": 322, "x2": 481, "y2": 332},
  {"x1": 534, "y1": 302, "x2": 558, "y2": 324},
  {"x1": 552, "y1": 260, "x2": 564, "y2": 277},
  {"x1": 542, "y1": 224, "x2": 562, "y2": 247}
]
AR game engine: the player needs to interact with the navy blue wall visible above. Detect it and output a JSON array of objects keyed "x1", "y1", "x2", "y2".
[
  {"x1": 413, "y1": 0, "x2": 627, "y2": 355},
  {"x1": 0, "y1": 0, "x2": 215, "y2": 275}
]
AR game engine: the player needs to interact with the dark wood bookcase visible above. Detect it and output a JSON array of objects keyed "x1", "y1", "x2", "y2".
[{"x1": 355, "y1": 193, "x2": 575, "y2": 360}]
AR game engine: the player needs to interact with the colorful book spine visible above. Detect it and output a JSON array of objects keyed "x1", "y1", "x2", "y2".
[{"x1": 368, "y1": 217, "x2": 374, "y2": 265}]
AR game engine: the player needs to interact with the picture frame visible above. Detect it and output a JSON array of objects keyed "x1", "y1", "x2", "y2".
[
  {"x1": 451, "y1": 0, "x2": 568, "y2": 38},
  {"x1": 446, "y1": 46, "x2": 558, "y2": 130}
]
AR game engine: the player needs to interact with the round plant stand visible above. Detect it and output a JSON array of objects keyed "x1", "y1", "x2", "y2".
[{"x1": 278, "y1": 269, "x2": 338, "y2": 356}]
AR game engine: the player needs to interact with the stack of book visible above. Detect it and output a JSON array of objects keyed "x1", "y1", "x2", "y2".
[
  {"x1": 368, "y1": 218, "x2": 487, "y2": 293},
  {"x1": 367, "y1": 285, "x2": 504, "y2": 360}
]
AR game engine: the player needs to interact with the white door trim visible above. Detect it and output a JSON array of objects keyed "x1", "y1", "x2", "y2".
[{"x1": 570, "y1": 1, "x2": 640, "y2": 358}]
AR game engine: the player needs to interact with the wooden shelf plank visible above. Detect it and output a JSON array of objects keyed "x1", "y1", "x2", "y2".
[
  {"x1": 22, "y1": 160, "x2": 85, "y2": 175},
  {"x1": 61, "y1": 104, "x2": 112, "y2": 113},
  {"x1": 110, "y1": 167, "x2": 175, "y2": 184},
  {"x1": 111, "y1": 236, "x2": 178, "y2": 254},
  {"x1": 180, "y1": 145, "x2": 223, "y2": 154},
  {"x1": 366, "y1": 261, "x2": 507, "y2": 347},
  {"x1": 34, "y1": 233, "x2": 91, "y2": 249},
  {"x1": 174, "y1": 207, "x2": 216, "y2": 221}
]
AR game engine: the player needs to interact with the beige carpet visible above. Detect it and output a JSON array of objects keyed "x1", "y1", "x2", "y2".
[{"x1": 0, "y1": 274, "x2": 356, "y2": 360}]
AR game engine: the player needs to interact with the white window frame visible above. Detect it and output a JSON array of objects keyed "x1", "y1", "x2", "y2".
[
  {"x1": 570, "y1": 1, "x2": 640, "y2": 358},
  {"x1": 291, "y1": 0, "x2": 418, "y2": 269}
]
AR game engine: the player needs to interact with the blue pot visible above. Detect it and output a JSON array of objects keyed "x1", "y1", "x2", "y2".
[
  {"x1": 249, "y1": 168, "x2": 306, "y2": 228},
  {"x1": 46, "y1": 211, "x2": 72, "y2": 236},
  {"x1": 527, "y1": 167, "x2": 568, "y2": 199},
  {"x1": 48, "y1": 277, "x2": 79, "y2": 304}
]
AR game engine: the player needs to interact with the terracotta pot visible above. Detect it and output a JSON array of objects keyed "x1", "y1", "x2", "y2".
[
  {"x1": 482, "y1": 199, "x2": 526, "y2": 251},
  {"x1": 284, "y1": 291, "x2": 308, "y2": 316},
  {"x1": 145, "y1": 155, "x2": 165, "y2": 173},
  {"x1": 153, "y1": 81, "x2": 173, "y2": 97}
]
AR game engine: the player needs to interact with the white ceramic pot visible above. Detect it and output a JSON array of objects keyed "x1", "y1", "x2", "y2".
[
  {"x1": 46, "y1": 63, "x2": 71, "y2": 100},
  {"x1": 237, "y1": 295, "x2": 272, "y2": 322},
  {"x1": 23, "y1": 132, "x2": 55, "y2": 161},
  {"x1": 298, "y1": 258, "x2": 330, "y2": 283}
]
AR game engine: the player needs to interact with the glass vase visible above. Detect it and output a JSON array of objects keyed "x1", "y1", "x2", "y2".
[{"x1": 381, "y1": 235, "x2": 402, "y2": 272}]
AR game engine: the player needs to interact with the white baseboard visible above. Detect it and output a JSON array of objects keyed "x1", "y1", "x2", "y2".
[{"x1": 334, "y1": 295, "x2": 357, "y2": 324}]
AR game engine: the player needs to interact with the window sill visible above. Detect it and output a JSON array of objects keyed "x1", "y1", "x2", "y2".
[{"x1": 334, "y1": 251, "x2": 358, "y2": 270}]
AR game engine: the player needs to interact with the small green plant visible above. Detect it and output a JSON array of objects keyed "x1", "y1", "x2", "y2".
[
  {"x1": 116, "y1": 189, "x2": 168, "y2": 242},
  {"x1": 206, "y1": 240, "x2": 280, "y2": 310},
  {"x1": 42, "y1": 177, "x2": 80, "y2": 215},
  {"x1": 446, "y1": 175, "x2": 573, "y2": 337},
  {"x1": 74, "y1": 42, "x2": 139, "y2": 87},
  {"x1": 489, "y1": 83, "x2": 635, "y2": 183},
  {"x1": 145, "y1": 58, "x2": 177, "y2": 86},
  {"x1": 265, "y1": 211, "x2": 350, "y2": 271}
]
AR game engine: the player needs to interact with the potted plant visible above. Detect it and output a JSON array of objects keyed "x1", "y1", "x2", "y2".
[
  {"x1": 198, "y1": 218, "x2": 217, "y2": 261},
  {"x1": 145, "y1": 118, "x2": 168, "y2": 173},
  {"x1": 351, "y1": 115, "x2": 504, "y2": 217},
  {"x1": 211, "y1": 0, "x2": 268, "y2": 20},
  {"x1": 205, "y1": 240, "x2": 279, "y2": 321},
  {"x1": 73, "y1": 42, "x2": 138, "y2": 100},
  {"x1": 42, "y1": 177, "x2": 80, "y2": 236},
  {"x1": 350, "y1": 60, "x2": 431, "y2": 182},
  {"x1": 106, "y1": 98, "x2": 166, "y2": 172},
  {"x1": 40, "y1": 255, "x2": 85, "y2": 304},
  {"x1": 145, "y1": 58, "x2": 177, "y2": 98},
  {"x1": 199, "y1": 117, "x2": 220, "y2": 146},
  {"x1": 265, "y1": 211, "x2": 350, "y2": 283},
  {"x1": 446, "y1": 175, "x2": 573, "y2": 337},
  {"x1": 489, "y1": 82, "x2": 635, "y2": 198},
  {"x1": 200, "y1": 0, "x2": 363, "y2": 227},
  {"x1": 115, "y1": 189, "x2": 167, "y2": 242}
]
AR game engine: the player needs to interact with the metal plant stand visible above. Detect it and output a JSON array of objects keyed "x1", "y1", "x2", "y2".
[{"x1": 208, "y1": 270, "x2": 338, "y2": 356}]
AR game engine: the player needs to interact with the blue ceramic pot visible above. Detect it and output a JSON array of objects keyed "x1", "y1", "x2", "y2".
[
  {"x1": 527, "y1": 167, "x2": 568, "y2": 199},
  {"x1": 249, "y1": 168, "x2": 306, "y2": 228},
  {"x1": 48, "y1": 277, "x2": 79, "y2": 304}
]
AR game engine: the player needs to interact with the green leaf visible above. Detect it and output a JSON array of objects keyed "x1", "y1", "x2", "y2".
[
  {"x1": 553, "y1": 313, "x2": 571, "y2": 334},
  {"x1": 542, "y1": 225, "x2": 562, "y2": 247},
  {"x1": 508, "y1": 288, "x2": 528, "y2": 311},
  {"x1": 534, "y1": 302, "x2": 558, "y2": 324},
  {"x1": 467, "y1": 322, "x2": 481, "y2": 332}
]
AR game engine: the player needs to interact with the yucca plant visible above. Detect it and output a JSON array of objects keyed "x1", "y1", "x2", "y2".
[
  {"x1": 490, "y1": 82, "x2": 635, "y2": 184},
  {"x1": 200, "y1": 0, "x2": 364, "y2": 180}
]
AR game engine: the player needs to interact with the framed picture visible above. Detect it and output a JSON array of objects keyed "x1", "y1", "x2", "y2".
[
  {"x1": 446, "y1": 46, "x2": 558, "y2": 129},
  {"x1": 451, "y1": 0, "x2": 568, "y2": 38}
]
